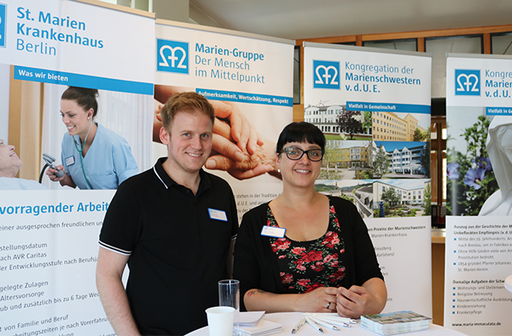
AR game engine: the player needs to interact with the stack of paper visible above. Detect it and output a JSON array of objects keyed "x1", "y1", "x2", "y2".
[
  {"x1": 235, "y1": 313, "x2": 281, "y2": 336},
  {"x1": 239, "y1": 311, "x2": 265, "y2": 327},
  {"x1": 361, "y1": 311, "x2": 431, "y2": 335}
]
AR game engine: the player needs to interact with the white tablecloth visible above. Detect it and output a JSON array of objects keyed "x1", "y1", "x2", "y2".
[{"x1": 187, "y1": 312, "x2": 469, "y2": 336}]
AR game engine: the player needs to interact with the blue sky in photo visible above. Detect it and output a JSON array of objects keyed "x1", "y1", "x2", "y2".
[{"x1": 375, "y1": 141, "x2": 426, "y2": 152}]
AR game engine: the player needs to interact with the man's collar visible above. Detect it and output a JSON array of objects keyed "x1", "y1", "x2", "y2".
[{"x1": 153, "y1": 157, "x2": 211, "y2": 193}]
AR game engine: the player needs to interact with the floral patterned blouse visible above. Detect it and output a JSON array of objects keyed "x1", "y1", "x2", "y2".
[{"x1": 267, "y1": 202, "x2": 346, "y2": 293}]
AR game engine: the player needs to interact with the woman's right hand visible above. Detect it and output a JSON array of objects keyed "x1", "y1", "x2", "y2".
[{"x1": 297, "y1": 286, "x2": 339, "y2": 312}]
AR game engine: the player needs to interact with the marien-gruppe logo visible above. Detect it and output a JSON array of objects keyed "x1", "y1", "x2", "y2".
[
  {"x1": 313, "y1": 60, "x2": 340, "y2": 89},
  {"x1": 157, "y1": 39, "x2": 189, "y2": 74},
  {"x1": 455, "y1": 69, "x2": 480, "y2": 96},
  {"x1": 0, "y1": 3, "x2": 6, "y2": 48}
]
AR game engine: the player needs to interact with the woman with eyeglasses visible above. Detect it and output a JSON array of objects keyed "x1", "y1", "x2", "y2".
[{"x1": 233, "y1": 122, "x2": 386, "y2": 318}]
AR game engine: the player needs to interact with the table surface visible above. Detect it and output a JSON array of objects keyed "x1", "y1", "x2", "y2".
[{"x1": 187, "y1": 312, "x2": 469, "y2": 336}]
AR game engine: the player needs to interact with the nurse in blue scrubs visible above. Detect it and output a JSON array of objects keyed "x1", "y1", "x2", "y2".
[{"x1": 47, "y1": 87, "x2": 138, "y2": 189}]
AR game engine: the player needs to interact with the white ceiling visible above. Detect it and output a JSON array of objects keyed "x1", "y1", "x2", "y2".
[{"x1": 189, "y1": 0, "x2": 512, "y2": 41}]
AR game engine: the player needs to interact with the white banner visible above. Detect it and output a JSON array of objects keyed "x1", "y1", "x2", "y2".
[
  {"x1": 0, "y1": 1, "x2": 154, "y2": 335},
  {"x1": 304, "y1": 43, "x2": 433, "y2": 317},
  {"x1": 154, "y1": 21, "x2": 295, "y2": 219},
  {"x1": 445, "y1": 54, "x2": 512, "y2": 335},
  {"x1": 0, "y1": 0, "x2": 154, "y2": 93},
  {"x1": 0, "y1": 190, "x2": 116, "y2": 335}
]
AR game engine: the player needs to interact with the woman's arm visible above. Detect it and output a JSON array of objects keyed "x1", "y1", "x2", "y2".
[{"x1": 244, "y1": 287, "x2": 339, "y2": 313}]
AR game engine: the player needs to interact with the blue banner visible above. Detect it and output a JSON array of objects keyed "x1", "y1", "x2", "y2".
[
  {"x1": 346, "y1": 101, "x2": 430, "y2": 114},
  {"x1": 0, "y1": 3, "x2": 6, "y2": 48},
  {"x1": 197, "y1": 88, "x2": 293, "y2": 107},
  {"x1": 486, "y1": 106, "x2": 512, "y2": 115},
  {"x1": 13, "y1": 66, "x2": 153, "y2": 95}
]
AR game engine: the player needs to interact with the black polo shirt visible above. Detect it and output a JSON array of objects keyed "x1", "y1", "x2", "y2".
[{"x1": 99, "y1": 158, "x2": 238, "y2": 335}]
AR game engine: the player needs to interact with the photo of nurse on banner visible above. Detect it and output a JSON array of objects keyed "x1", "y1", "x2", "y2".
[{"x1": 3, "y1": 70, "x2": 153, "y2": 190}]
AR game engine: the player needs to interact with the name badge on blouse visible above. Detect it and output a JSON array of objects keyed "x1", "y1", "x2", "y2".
[
  {"x1": 261, "y1": 226, "x2": 286, "y2": 238},
  {"x1": 208, "y1": 208, "x2": 227, "y2": 222},
  {"x1": 65, "y1": 155, "x2": 75, "y2": 166}
]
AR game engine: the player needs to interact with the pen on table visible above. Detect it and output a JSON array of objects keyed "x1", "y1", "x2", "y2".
[
  {"x1": 305, "y1": 316, "x2": 324, "y2": 334},
  {"x1": 307, "y1": 316, "x2": 340, "y2": 331},
  {"x1": 291, "y1": 317, "x2": 307, "y2": 334},
  {"x1": 317, "y1": 313, "x2": 358, "y2": 324},
  {"x1": 309, "y1": 315, "x2": 352, "y2": 328}
]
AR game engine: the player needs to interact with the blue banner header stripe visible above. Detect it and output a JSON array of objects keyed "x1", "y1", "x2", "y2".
[
  {"x1": 486, "y1": 107, "x2": 512, "y2": 115},
  {"x1": 346, "y1": 101, "x2": 430, "y2": 114},
  {"x1": 13, "y1": 66, "x2": 153, "y2": 95},
  {"x1": 197, "y1": 89, "x2": 293, "y2": 107}
]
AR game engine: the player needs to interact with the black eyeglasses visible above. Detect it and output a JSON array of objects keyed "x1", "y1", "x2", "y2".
[{"x1": 281, "y1": 147, "x2": 324, "y2": 162}]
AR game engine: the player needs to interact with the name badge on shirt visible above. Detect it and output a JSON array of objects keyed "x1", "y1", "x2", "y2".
[
  {"x1": 261, "y1": 226, "x2": 286, "y2": 238},
  {"x1": 65, "y1": 155, "x2": 75, "y2": 166},
  {"x1": 208, "y1": 208, "x2": 227, "y2": 222}
]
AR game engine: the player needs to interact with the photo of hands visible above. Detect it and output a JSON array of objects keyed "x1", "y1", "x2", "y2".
[{"x1": 153, "y1": 85, "x2": 283, "y2": 180}]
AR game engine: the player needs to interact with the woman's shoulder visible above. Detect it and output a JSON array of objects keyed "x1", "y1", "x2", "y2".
[
  {"x1": 328, "y1": 195, "x2": 357, "y2": 210},
  {"x1": 241, "y1": 202, "x2": 270, "y2": 225},
  {"x1": 96, "y1": 124, "x2": 130, "y2": 146}
]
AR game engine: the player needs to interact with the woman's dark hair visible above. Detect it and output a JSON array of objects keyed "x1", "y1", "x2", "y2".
[
  {"x1": 276, "y1": 122, "x2": 326, "y2": 153},
  {"x1": 61, "y1": 87, "x2": 99, "y2": 118}
]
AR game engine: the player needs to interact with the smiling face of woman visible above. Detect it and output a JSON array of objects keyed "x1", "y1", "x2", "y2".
[
  {"x1": 277, "y1": 141, "x2": 323, "y2": 187},
  {"x1": 60, "y1": 99, "x2": 93, "y2": 138}
]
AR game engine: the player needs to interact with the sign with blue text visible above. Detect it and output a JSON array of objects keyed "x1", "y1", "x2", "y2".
[
  {"x1": 0, "y1": 1, "x2": 155, "y2": 336},
  {"x1": 445, "y1": 54, "x2": 512, "y2": 336},
  {"x1": 154, "y1": 21, "x2": 294, "y2": 220},
  {"x1": 0, "y1": 0, "x2": 154, "y2": 94},
  {"x1": 304, "y1": 42, "x2": 433, "y2": 317}
]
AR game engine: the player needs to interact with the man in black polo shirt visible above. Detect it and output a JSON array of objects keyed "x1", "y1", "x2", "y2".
[{"x1": 96, "y1": 92, "x2": 238, "y2": 335}]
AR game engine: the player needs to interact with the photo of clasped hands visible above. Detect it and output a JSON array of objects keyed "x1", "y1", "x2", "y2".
[{"x1": 154, "y1": 85, "x2": 280, "y2": 180}]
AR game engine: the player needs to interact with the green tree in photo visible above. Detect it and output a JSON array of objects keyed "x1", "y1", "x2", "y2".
[
  {"x1": 373, "y1": 147, "x2": 390, "y2": 178},
  {"x1": 423, "y1": 183, "x2": 431, "y2": 216},
  {"x1": 413, "y1": 126, "x2": 431, "y2": 142},
  {"x1": 381, "y1": 187, "x2": 400, "y2": 206},
  {"x1": 337, "y1": 108, "x2": 363, "y2": 140},
  {"x1": 414, "y1": 128, "x2": 425, "y2": 141},
  {"x1": 324, "y1": 140, "x2": 341, "y2": 169}
]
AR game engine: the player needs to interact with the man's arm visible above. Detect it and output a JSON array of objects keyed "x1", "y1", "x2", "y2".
[{"x1": 96, "y1": 247, "x2": 140, "y2": 336}]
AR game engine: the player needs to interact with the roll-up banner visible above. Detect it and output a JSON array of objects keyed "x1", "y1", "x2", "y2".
[
  {"x1": 0, "y1": 0, "x2": 154, "y2": 335},
  {"x1": 154, "y1": 20, "x2": 294, "y2": 218},
  {"x1": 445, "y1": 53, "x2": 512, "y2": 335},
  {"x1": 303, "y1": 42, "x2": 433, "y2": 316}
]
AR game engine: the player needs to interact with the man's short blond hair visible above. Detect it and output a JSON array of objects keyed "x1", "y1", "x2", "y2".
[{"x1": 160, "y1": 92, "x2": 215, "y2": 132}]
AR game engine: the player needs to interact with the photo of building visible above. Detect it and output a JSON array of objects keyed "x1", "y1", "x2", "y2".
[
  {"x1": 305, "y1": 103, "x2": 372, "y2": 139},
  {"x1": 373, "y1": 112, "x2": 428, "y2": 141},
  {"x1": 373, "y1": 179, "x2": 431, "y2": 217},
  {"x1": 375, "y1": 141, "x2": 430, "y2": 177},
  {"x1": 316, "y1": 179, "x2": 374, "y2": 218}
]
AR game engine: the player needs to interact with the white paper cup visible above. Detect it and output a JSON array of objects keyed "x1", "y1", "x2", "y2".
[{"x1": 206, "y1": 306, "x2": 235, "y2": 336}]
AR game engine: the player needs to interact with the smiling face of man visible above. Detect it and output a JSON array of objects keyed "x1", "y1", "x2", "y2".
[
  {"x1": 0, "y1": 139, "x2": 23, "y2": 177},
  {"x1": 160, "y1": 110, "x2": 213, "y2": 176}
]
